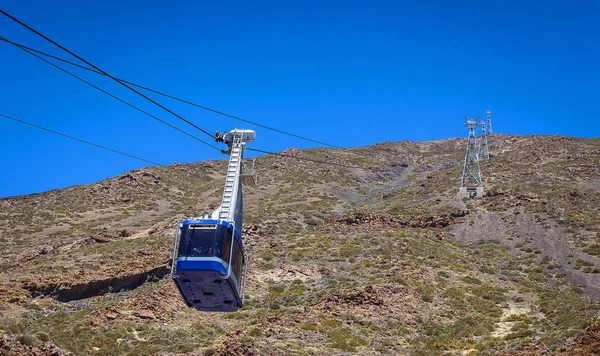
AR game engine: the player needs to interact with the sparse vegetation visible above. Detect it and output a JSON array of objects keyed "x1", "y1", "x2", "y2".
[{"x1": 2, "y1": 135, "x2": 600, "y2": 354}]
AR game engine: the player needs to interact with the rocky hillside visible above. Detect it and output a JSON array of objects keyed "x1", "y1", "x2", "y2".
[{"x1": 1, "y1": 134, "x2": 600, "y2": 355}]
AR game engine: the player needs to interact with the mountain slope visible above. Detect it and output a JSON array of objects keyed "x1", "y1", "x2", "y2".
[{"x1": 1, "y1": 134, "x2": 600, "y2": 355}]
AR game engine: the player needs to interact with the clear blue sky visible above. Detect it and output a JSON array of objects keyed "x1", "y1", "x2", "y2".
[{"x1": 1, "y1": 0, "x2": 598, "y2": 197}]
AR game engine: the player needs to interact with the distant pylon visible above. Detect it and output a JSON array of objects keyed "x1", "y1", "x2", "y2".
[
  {"x1": 486, "y1": 110, "x2": 493, "y2": 134},
  {"x1": 486, "y1": 110, "x2": 494, "y2": 155},
  {"x1": 458, "y1": 116, "x2": 484, "y2": 198},
  {"x1": 478, "y1": 121, "x2": 490, "y2": 160}
]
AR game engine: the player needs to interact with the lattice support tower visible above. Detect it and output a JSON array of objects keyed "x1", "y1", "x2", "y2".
[
  {"x1": 458, "y1": 116, "x2": 484, "y2": 198},
  {"x1": 486, "y1": 110, "x2": 494, "y2": 154},
  {"x1": 478, "y1": 121, "x2": 490, "y2": 160}
]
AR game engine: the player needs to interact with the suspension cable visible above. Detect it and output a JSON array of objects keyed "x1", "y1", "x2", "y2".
[
  {"x1": 0, "y1": 36, "x2": 342, "y2": 149},
  {"x1": 0, "y1": 9, "x2": 217, "y2": 142},
  {"x1": 1, "y1": 113, "x2": 163, "y2": 166},
  {"x1": 2, "y1": 37, "x2": 222, "y2": 152},
  {"x1": 246, "y1": 147, "x2": 374, "y2": 170}
]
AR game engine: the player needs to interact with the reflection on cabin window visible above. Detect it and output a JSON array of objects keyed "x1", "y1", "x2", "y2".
[
  {"x1": 179, "y1": 224, "x2": 228, "y2": 258},
  {"x1": 231, "y1": 240, "x2": 243, "y2": 288}
]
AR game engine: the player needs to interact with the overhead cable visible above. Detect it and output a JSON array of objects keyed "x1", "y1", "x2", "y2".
[
  {"x1": 2, "y1": 37, "x2": 222, "y2": 152},
  {"x1": 0, "y1": 10, "x2": 217, "y2": 141},
  {"x1": 246, "y1": 147, "x2": 372, "y2": 170},
  {"x1": 3, "y1": 40, "x2": 368, "y2": 172},
  {"x1": 0, "y1": 113, "x2": 163, "y2": 166},
  {"x1": 0, "y1": 36, "x2": 342, "y2": 149}
]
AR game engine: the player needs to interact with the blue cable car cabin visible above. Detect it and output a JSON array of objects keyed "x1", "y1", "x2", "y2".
[
  {"x1": 171, "y1": 128, "x2": 255, "y2": 312},
  {"x1": 172, "y1": 219, "x2": 247, "y2": 312}
]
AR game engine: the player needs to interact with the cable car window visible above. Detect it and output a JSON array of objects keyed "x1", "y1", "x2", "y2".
[
  {"x1": 177, "y1": 225, "x2": 215, "y2": 257},
  {"x1": 178, "y1": 224, "x2": 231, "y2": 258},
  {"x1": 212, "y1": 225, "x2": 227, "y2": 259},
  {"x1": 183, "y1": 226, "x2": 214, "y2": 257},
  {"x1": 222, "y1": 228, "x2": 232, "y2": 264},
  {"x1": 231, "y1": 240, "x2": 243, "y2": 285},
  {"x1": 240, "y1": 254, "x2": 246, "y2": 294}
]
